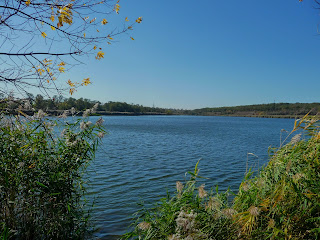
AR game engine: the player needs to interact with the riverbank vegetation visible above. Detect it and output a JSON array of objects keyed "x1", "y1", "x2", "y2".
[
  {"x1": 2, "y1": 95, "x2": 319, "y2": 117},
  {"x1": 122, "y1": 116, "x2": 320, "y2": 239},
  {"x1": 0, "y1": 108, "x2": 106, "y2": 239}
]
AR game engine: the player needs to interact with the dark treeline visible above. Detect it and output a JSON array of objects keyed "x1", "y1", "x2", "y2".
[
  {"x1": 189, "y1": 102, "x2": 320, "y2": 116},
  {"x1": 1, "y1": 94, "x2": 319, "y2": 117},
  {"x1": 1, "y1": 94, "x2": 177, "y2": 114}
]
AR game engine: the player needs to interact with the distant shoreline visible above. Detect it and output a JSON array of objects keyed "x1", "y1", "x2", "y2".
[
  {"x1": 187, "y1": 113, "x2": 304, "y2": 119},
  {"x1": 3, "y1": 99, "x2": 319, "y2": 119},
  {"x1": 5, "y1": 109, "x2": 307, "y2": 119}
]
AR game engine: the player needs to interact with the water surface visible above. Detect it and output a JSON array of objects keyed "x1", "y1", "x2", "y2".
[{"x1": 86, "y1": 115, "x2": 295, "y2": 239}]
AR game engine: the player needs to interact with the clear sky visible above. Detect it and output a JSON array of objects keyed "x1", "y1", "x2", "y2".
[{"x1": 71, "y1": 0, "x2": 320, "y2": 109}]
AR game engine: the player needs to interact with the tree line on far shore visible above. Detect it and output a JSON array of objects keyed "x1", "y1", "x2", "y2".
[
  {"x1": 191, "y1": 102, "x2": 320, "y2": 116},
  {"x1": 1, "y1": 93, "x2": 319, "y2": 116},
  {"x1": 0, "y1": 94, "x2": 175, "y2": 114}
]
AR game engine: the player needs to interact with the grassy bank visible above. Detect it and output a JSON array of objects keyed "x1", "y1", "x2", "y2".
[{"x1": 122, "y1": 116, "x2": 320, "y2": 239}]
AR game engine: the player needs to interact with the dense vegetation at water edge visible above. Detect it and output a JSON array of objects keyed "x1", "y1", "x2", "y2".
[{"x1": 0, "y1": 106, "x2": 106, "y2": 239}]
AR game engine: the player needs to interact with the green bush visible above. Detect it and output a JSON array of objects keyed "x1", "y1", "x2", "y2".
[
  {"x1": 233, "y1": 129, "x2": 320, "y2": 239},
  {"x1": 0, "y1": 110, "x2": 105, "y2": 239}
]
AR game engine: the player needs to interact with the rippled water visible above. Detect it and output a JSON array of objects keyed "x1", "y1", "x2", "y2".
[{"x1": 85, "y1": 115, "x2": 295, "y2": 239}]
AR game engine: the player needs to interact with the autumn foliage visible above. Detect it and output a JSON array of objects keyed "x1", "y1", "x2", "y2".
[{"x1": 0, "y1": 0, "x2": 142, "y2": 99}]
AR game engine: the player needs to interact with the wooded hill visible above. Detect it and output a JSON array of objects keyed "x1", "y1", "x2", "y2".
[{"x1": 188, "y1": 103, "x2": 320, "y2": 117}]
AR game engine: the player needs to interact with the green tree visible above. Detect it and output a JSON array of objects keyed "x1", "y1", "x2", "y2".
[{"x1": 34, "y1": 94, "x2": 45, "y2": 110}]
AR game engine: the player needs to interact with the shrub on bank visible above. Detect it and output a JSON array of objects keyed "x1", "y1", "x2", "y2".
[
  {"x1": 0, "y1": 109, "x2": 105, "y2": 239},
  {"x1": 122, "y1": 118, "x2": 320, "y2": 240},
  {"x1": 233, "y1": 129, "x2": 320, "y2": 239},
  {"x1": 121, "y1": 162, "x2": 237, "y2": 240}
]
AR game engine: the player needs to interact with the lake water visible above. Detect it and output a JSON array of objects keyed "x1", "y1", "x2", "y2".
[{"x1": 86, "y1": 115, "x2": 295, "y2": 239}]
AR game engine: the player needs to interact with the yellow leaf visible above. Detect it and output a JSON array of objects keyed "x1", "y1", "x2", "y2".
[
  {"x1": 43, "y1": 58, "x2": 52, "y2": 64},
  {"x1": 67, "y1": 79, "x2": 75, "y2": 87},
  {"x1": 128, "y1": 26, "x2": 133, "y2": 30},
  {"x1": 90, "y1": 17, "x2": 96, "y2": 23},
  {"x1": 130, "y1": 37, "x2": 134, "y2": 40},
  {"x1": 83, "y1": 33, "x2": 86, "y2": 38},
  {"x1": 125, "y1": 17, "x2": 129, "y2": 22},
  {"x1": 69, "y1": 88, "x2": 75, "y2": 95},
  {"x1": 101, "y1": 18, "x2": 108, "y2": 25},
  {"x1": 59, "y1": 67, "x2": 65, "y2": 72},
  {"x1": 114, "y1": 4, "x2": 120, "y2": 14},
  {"x1": 29, "y1": 163, "x2": 35, "y2": 168},
  {"x1": 51, "y1": 26, "x2": 56, "y2": 30},
  {"x1": 25, "y1": 0, "x2": 31, "y2": 6},
  {"x1": 108, "y1": 37, "x2": 113, "y2": 40},
  {"x1": 93, "y1": 46, "x2": 97, "y2": 50},
  {"x1": 41, "y1": 32, "x2": 47, "y2": 38},
  {"x1": 293, "y1": 120, "x2": 297, "y2": 131},
  {"x1": 96, "y1": 51, "x2": 104, "y2": 60},
  {"x1": 82, "y1": 78, "x2": 91, "y2": 86},
  {"x1": 58, "y1": 62, "x2": 65, "y2": 66},
  {"x1": 50, "y1": 15, "x2": 55, "y2": 22},
  {"x1": 136, "y1": 17, "x2": 142, "y2": 23}
]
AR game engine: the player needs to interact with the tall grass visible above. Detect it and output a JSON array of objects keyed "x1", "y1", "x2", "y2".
[
  {"x1": 121, "y1": 162, "x2": 237, "y2": 240},
  {"x1": 122, "y1": 115, "x2": 320, "y2": 240},
  {"x1": 0, "y1": 109, "x2": 105, "y2": 239},
  {"x1": 233, "y1": 118, "x2": 320, "y2": 239}
]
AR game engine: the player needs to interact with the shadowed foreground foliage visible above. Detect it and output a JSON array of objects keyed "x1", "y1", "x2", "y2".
[
  {"x1": 122, "y1": 117, "x2": 320, "y2": 240},
  {"x1": 0, "y1": 109, "x2": 105, "y2": 239}
]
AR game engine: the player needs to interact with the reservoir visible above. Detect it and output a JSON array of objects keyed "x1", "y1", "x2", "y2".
[{"x1": 86, "y1": 115, "x2": 295, "y2": 239}]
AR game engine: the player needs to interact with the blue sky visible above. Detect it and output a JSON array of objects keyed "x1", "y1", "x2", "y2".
[{"x1": 72, "y1": 0, "x2": 320, "y2": 109}]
